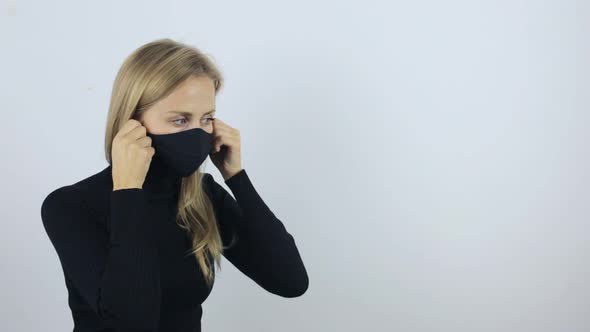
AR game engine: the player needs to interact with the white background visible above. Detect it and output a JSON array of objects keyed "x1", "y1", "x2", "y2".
[{"x1": 1, "y1": 0, "x2": 589, "y2": 331}]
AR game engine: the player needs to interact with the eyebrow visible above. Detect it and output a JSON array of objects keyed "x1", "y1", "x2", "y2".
[{"x1": 166, "y1": 109, "x2": 216, "y2": 116}]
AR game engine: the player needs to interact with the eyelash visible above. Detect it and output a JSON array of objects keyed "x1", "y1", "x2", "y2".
[{"x1": 173, "y1": 116, "x2": 215, "y2": 126}]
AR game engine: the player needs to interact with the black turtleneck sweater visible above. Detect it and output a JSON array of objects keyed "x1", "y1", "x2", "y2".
[{"x1": 40, "y1": 157, "x2": 309, "y2": 332}]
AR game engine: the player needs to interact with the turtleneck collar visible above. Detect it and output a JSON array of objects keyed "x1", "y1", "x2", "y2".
[
  {"x1": 104, "y1": 156, "x2": 182, "y2": 199},
  {"x1": 143, "y1": 155, "x2": 182, "y2": 197}
]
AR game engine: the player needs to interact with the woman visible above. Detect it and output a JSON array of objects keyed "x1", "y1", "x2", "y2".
[{"x1": 40, "y1": 38, "x2": 309, "y2": 332}]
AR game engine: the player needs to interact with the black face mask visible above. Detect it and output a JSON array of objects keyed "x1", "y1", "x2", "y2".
[{"x1": 146, "y1": 128, "x2": 213, "y2": 178}]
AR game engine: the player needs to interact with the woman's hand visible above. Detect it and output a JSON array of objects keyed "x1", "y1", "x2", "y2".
[
  {"x1": 209, "y1": 118, "x2": 243, "y2": 181},
  {"x1": 111, "y1": 119, "x2": 155, "y2": 190}
]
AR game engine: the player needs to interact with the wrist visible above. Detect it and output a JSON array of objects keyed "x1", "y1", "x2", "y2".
[
  {"x1": 222, "y1": 168, "x2": 243, "y2": 182},
  {"x1": 113, "y1": 183, "x2": 143, "y2": 191}
]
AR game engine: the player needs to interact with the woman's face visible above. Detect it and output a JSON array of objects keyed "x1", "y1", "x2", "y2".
[{"x1": 138, "y1": 75, "x2": 216, "y2": 135}]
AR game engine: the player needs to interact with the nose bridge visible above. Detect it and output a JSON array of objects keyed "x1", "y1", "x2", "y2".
[
  {"x1": 187, "y1": 122, "x2": 213, "y2": 135},
  {"x1": 188, "y1": 118, "x2": 203, "y2": 131}
]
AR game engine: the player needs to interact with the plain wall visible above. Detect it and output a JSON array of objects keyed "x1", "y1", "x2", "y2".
[{"x1": 1, "y1": 0, "x2": 588, "y2": 331}]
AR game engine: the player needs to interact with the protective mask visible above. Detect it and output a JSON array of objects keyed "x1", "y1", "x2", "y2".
[{"x1": 146, "y1": 127, "x2": 213, "y2": 177}]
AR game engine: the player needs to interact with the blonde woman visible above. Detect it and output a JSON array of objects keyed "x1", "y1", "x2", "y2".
[{"x1": 40, "y1": 38, "x2": 308, "y2": 332}]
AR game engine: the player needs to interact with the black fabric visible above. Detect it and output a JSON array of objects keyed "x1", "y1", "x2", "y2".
[
  {"x1": 40, "y1": 163, "x2": 309, "y2": 332},
  {"x1": 146, "y1": 127, "x2": 214, "y2": 178}
]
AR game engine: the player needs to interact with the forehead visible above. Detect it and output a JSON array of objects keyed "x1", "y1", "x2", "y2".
[{"x1": 155, "y1": 76, "x2": 216, "y2": 115}]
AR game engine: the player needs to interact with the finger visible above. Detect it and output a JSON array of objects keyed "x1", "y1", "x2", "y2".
[
  {"x1": 212, "y1": 118, "x2": 234, "y2": 131},
  {"x1": 124, "y1": 124, "x2": 148, "y2": 141},
  {"x1": 118, "y1": 119, "x2": 142, "y2": 136},
  {"x1": 213, "y1": 119, "x2": 235, "y2": 130},
  {"x1": 136, "y1": 136, "x2": 152, "y2": 148},
  {"x1": 212, "y1": 124, "x2": 239, "y2": 140},
  {"x1": 211, "y1": 125, "x2": 229, "y2": 138},
  {"x1": 213, "y1": 135, "x2": 236, "y2": 153},
  {"x1": 211, "y1": 135, "x2": 225, "y2": 153}
]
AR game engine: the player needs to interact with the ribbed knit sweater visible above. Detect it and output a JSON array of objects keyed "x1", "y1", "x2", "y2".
[{"x1": 40, "y1": 159, "x2": 308, "y2": 332}]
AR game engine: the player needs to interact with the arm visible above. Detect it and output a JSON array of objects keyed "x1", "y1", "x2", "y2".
[
  {"x1": 41, "y1": 186, "x2": 161, "y2": 331},
  {"x1": 203, "y1": 169, "x2": 309, "y2": 298}
]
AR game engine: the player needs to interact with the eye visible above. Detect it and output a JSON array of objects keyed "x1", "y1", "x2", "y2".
[
  {"x1": 202, "y1": 116, "x2": 215, "y2": 125},
  {"x1": 172, "y1": 117, "x2": 188, "y2": 126}
]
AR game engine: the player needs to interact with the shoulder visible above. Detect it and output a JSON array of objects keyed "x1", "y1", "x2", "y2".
[
  {"x1": 40, "y1": 185, "x2": 86, "y2": 230},
  {"x1": 42, "y1": 185, "x2": 80, "y2": 208},
  {"x1": 201, "y1": 172, "x2": 214, "y2": 182},
  {"x1": 200, "y1": 172, "x2": 232, "y2": 206},
  {"x1": 41, "y1": 165, "x2": 112, "y2": 228},
  {"x1": 200, "y1": 172, "x2": 216, "y2": 196},
  {"x1": 200, "y1": 169, "x2": 250, "y2": 196}
]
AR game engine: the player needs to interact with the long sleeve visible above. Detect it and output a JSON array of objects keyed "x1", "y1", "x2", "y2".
[
  {"x1": 41, "y1": 185, "x2": 161, "y2": 331},
  {"x1": 204, "y1": 169, "x2": 309, "y2": 298}
]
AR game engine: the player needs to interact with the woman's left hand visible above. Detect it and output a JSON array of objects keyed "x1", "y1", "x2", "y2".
[{"x1": 209, "y1": 118, "x2": 243, "y2": 181}]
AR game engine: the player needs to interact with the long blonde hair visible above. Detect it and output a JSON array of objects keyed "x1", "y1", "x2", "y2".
[{"x1": 104, "y1": 38, "x2": 229, "y2": 287}]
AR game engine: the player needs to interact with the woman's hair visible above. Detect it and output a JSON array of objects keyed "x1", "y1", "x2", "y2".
[{"x1": 104, "y1": 38, "x2": 230, "y2": 287}]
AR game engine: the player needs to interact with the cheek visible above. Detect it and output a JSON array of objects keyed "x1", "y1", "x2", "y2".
[{"x1": 142, "y1": 119, "x2": 170, "y2": 135}]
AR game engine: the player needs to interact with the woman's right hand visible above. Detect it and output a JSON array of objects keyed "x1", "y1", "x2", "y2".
[{"x1": 111, "y1": 119, "x2": 155, "y2": 191}]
